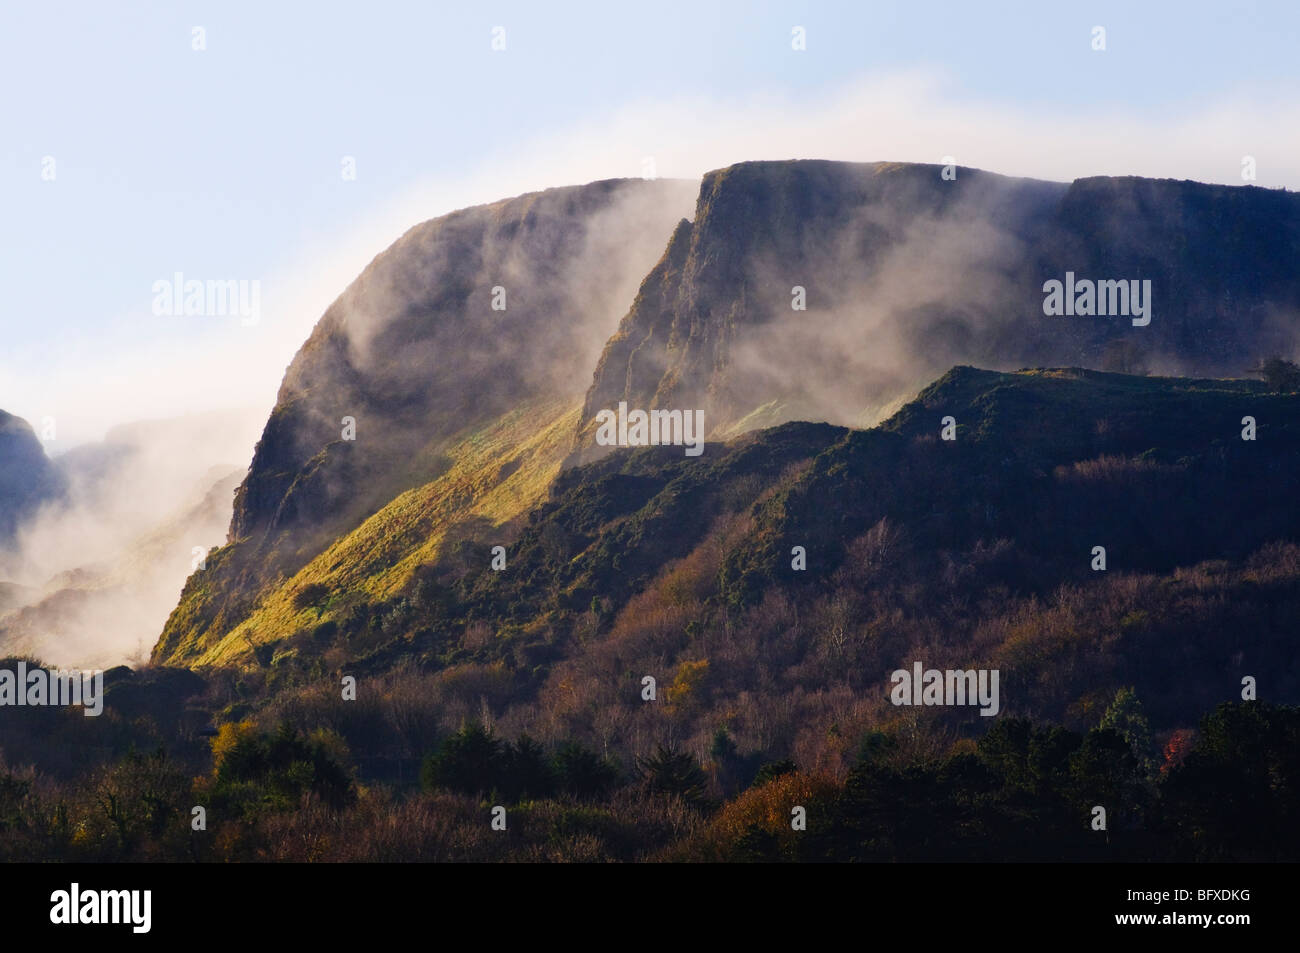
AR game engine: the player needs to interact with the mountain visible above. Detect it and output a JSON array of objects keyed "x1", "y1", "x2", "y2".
[
  {"x1": 232, "y1": 177, "x2": 696, "y2": 552},
  {"x1": 155, "y1": 162, "x2": 1300, "y2": 671},
  {"x1": 153, "y1": 177, "x2": 697, "y2": 664},
  {"x1": 15, "y1": 162, "x2": 1300, "y2": 864},
  {"x1": 579, "y1": 160, "x2": 1300, "y2": 450},
  {"x1": 0, "y1": 410, "x2": 64, "y2": 549},
  {"x1": 17, "y1": 362, "x2": 1300, "y2": 864},
  {"x1": 53, "y1": 409, "x2": 259, "y2": 501}
]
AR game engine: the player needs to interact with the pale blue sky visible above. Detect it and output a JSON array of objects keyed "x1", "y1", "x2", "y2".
[{"x1": 3, "y1": 0, "x2": 1298, "y2": 445}]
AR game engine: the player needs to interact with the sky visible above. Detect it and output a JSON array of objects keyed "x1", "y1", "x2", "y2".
[{"x1": 3, "y1": 0, "x2": 1300, "y2": 447}]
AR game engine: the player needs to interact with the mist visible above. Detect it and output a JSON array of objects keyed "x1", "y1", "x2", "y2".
[
  {"x1": 582, "y1": 158, "x2": 1300, "y2": 443},
  {"x1": 0, "y1": 409, "x2": 263, "y2": 668}
]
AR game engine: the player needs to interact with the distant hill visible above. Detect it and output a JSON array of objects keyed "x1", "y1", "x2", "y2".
[
  {"x1": 0, "y1": 410, "x2": 64, "y2": 548},
  {"x1": 0, "y1": 407, "x2": 259, "y2": 667},
  {"x1": 0, "y1": 466, "x2": 243, "y2": 669}
]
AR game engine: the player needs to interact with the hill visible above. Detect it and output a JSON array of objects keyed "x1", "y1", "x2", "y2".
[
  {"x1": 158, "y1": 366, "x2": 1300, "y2": 748},
  {"x1": 0, "y1": 410, "x2": 64, "y2": 550}
]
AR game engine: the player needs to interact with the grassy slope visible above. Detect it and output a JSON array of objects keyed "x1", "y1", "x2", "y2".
[{"x1": 180, "y1": 398, "x2": 580, "y2": 667}]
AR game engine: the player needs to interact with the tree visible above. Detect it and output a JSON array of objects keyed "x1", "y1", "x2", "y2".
[
  {"x1": 751, "y1": 759, "x2": 797, "y2": 788},
  {"x1": 1249, "y1": 356, "x2": 1300, "y2": 392},
  {"x1": 552, "y1": 743, "x2": 620, "y2": 800},
  {"x1": 638, "y1": 745, "x2": 710, "y2": 808},
  {"x1": 1099, "y1": 686, "x2": 1155, "y2": 776},
  {"x1": 1160, "y1": 728, "x2": 1195, "y2": 776},
  {"x1": 500, "y1": 735, "x2": 554, "y2": 801},
  {"x1": 1157, "y1": 703, "x2": 1300, "y2": 860},
  {"x1": 93, "y1": 748, "x2": 192, "y2": 856},
  {"x1": 1068, "y1": 727, "x2": 1148, "y2": 829},
  {"x1": 292, "y1": 582, "x2": 332, "y2": 613},
  {"x1": 421, "y1": 722, "x2": 505, "y2": 797},
  {"x1": 215, "y1": 722, "x2": 354, "y2": 812}
]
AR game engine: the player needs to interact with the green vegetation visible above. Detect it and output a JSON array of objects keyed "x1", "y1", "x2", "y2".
[{"x1": 1, "y1": 697, "x2": 1295, "y2": 862}]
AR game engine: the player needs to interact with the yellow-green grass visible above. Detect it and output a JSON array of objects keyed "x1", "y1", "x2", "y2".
[{"x1": 192, "y1": 398, "x2": 580, "y2": 667}]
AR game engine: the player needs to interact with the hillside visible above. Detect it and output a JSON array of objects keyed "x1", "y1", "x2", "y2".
[
  {"x1": 157, "y1": 366, "x2": 1300, "y2": 743},
  {"x1": 154, "y1": 177, "x2": 697, "y2": 663},
  {"x1": 14, "y1": 363, "x2": 1300, "y2": 863},
  {"x1": 155, "y1": 398, "x2": 580, "y2": 666}
]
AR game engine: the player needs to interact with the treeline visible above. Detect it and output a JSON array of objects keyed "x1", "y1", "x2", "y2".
[{"x1": 1, "y1": 701, "x2": 1294, "y2": 862}]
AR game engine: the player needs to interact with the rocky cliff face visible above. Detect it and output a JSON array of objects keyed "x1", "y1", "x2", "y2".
[
  {"x1": 1038, "y1": 175, "x2": 1300, "y2": 367},
  {"x1": 154, "y1": 177, "x2": 696, "y2": 661},
  {"x1": 230, "y1": 177, "x2": 697, "y2": 559},
  {"x1": 579, "y1": 161, "x2": 1300, "y2": 449}
]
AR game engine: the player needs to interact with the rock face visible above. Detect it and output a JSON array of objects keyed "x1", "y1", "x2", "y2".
[
  {"x1": 153, "y1": 177, "x2": 697, "y2": 662},
  {"x1": 0, "y1": 411, "x2": 64, "y2": 547},
  {"x1": 230, "y1": 177, "x2": 697, "y2": 560},
  {"x1": 579, "y1": 161, "x2": 1300, "y2": 448}
]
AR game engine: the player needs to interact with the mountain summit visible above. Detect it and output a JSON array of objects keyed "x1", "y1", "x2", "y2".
[{"x1": 579, "y1": 160, "x2": 1300, "y2": 447}]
